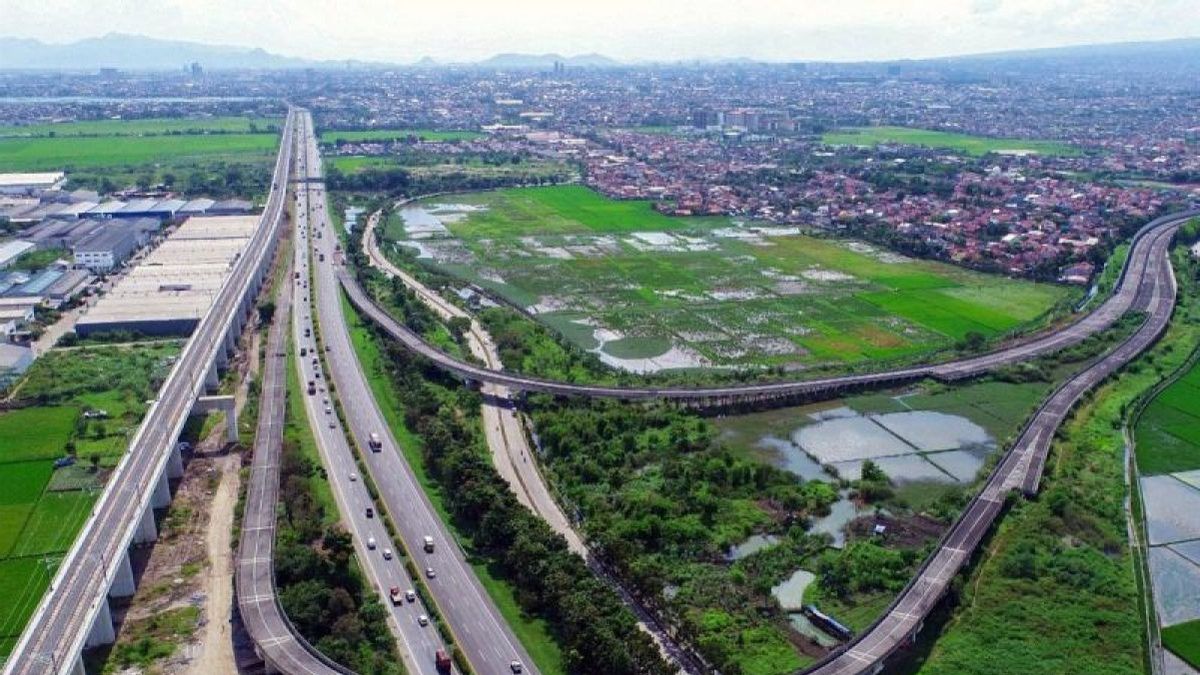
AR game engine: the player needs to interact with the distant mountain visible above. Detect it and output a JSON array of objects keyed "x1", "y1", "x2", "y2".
[
  {"x1": 0, "y1": 32, "x2": 316, "y2": 71},
  {"x1": 474, "y1": 52, "x2": 622, "y2": 69}
]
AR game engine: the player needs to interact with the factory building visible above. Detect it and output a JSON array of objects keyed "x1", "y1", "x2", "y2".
[
  {"x1": 73, "y1": 226, "x2": 139, "y2": 273},
  {"x1": 0, "y1": 172, "x2": 66, "y2": 196},
  {"x1": 75, "y1": 215, "x2": 258, "y2": 337},
  {"x1": 0, "y1": 241, "x2": 36, "y2": 269}
]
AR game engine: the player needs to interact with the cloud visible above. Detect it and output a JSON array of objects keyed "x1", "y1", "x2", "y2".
[{"x1": 1, "y1": 0, "x2": 1198, "y2": 62}]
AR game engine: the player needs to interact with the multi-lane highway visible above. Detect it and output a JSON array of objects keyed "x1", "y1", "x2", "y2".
[
  {"x1": 341, "y1": 209, "x2": 1197, "y2": 404},
  {"x1": 288, "y1": 111, "x2": 453, "y2": 675},
  {"x1": 299, "y1": 120, "x2": 536, "y2": 675},
  {"x1": 4, "y1": 109, "x2": 298, "y2": 675}
]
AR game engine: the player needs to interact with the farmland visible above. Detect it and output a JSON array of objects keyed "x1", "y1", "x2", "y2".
[
  {"x1": 0, "y1": 114, "x2": 281, "y2": 197},
  {"x1": 319, "y1": 128, "x2": 483, "y2": 143},
  {"x1": 1134, "y1": 356, "x2": 1200, "y2": 475},
  {"x1": 383, "y1": 185, "x2": 1072, "y2": 372},
  {"x1": 821, "y1": 126, "x2": 1080, "y2": 157},
  {"x1": 0, "y1": 343, "x2": 180, "y2": 659},
  {"x1": 0, "y1": 116, "x2": 278, "y2": 138}
]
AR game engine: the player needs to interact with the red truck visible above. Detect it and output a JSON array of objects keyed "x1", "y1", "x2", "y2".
[{"x1": 435, "y1": 649, "x2": 452, "y2": 674}]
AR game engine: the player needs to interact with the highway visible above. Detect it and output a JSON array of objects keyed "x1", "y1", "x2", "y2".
[
  {"x1": 4, "y1": 109, "x2": 298, "y2": 675},
  {"x1": 234, "y1": 150, "x2": 347, "y2": 674},
  {"x1": 289, "y1": 111, "x2": 452, "y2": 675},
  {"x1": 300, "y1": 121, "x2": 536, "y2": 674},
  {"x1": 362, "y1": 212, "x2": 706, "y2": 673},
  {"x1": 341, "y1": 209, "x2": 1198, "y2": 404}
]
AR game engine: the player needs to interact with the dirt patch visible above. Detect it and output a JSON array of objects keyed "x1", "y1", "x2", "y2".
[{"x1": 846, "y1": 513, "x2": 946, "y2": 549}]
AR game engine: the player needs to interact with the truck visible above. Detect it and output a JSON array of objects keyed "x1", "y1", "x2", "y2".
[
  {"x1": 318, "y1": 253, "x2": 325, "y2": 262},
  {"x1": 307, "y1": 381, "x2": 316, "y2": 395},
  {"x1": 423, "y1": 536, "x2": 435, "y2": 553},
  {"x1": 802, "y1": 604, "x2": 853, "y2": 641},
  {"x1": 388, "y1": 586, "x2": 403, "y2": 606},
  {"x1": 369, "y1": 432, "x2": 382, "y2": 451},
  {"x1": 434, "y1": 650, "x2": 452, "y2": 674}
]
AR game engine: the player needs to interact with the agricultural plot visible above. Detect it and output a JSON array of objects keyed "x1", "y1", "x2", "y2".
[
  {"x1": 0, "y1": 133, "x2": 279, "y2": 172},
  {"x1": 1135, "y1": 361, "x2": 1200, "y2": 475},
  {"x1": 0, "y1": 343, "x2": 176, "y2": 659},
  {"x1": 821, "y1": 126, "x2": 1080, "y2": 157},
  {"x1": 0, "y1": 116, "x2": 278, "y2": 138},
  {"x1": 319, "y1": 128, "x2": 483, "y2": 143},
  {"x1": 388, "y1": 186, "x2": 1070, "y2": 372}
]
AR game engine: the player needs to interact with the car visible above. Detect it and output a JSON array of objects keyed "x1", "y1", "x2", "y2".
[
  {"x1": 425, "y1": 567, "x2": 436, "y2": 579},
  {"x1": 324, "y1": 406, "x2": 332, "y2": 414},
  {"x1": 349, "y1": 472, "x2": 357, "y2": 482},
  {"x1": 417, "y1": 614, "x2": 429, "y2": 627},
  {"x1": 365, "y1": 506, "x2": 374, "y2": 518},
  {"x1": 382, "y1": 548, "x2": 393, "y2": 560},
  {"x1": 423, "y1": 536, "x2": 434, "y2": 553},
  {"x1": 366, "y1": 536, "x2": 377, "y2": 550},
  {"x1": 510, "y1": 661, "x2": 523, "y2": 673},
  {"x1": 328, "y1": 420, "x2": 336, "y2": 428},
  {"x1": 405, "y1": 589, "x2": 416, "y2": 603}
]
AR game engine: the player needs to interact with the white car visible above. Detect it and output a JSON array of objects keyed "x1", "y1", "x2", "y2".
[
  {"x1": 417, "y1": 614, "x2": 429, "y2": 627},
  {"x1": 425, "y1": 567, "x2": 436, "y2": 579},
  {"x1": 366, "y1": 536, "x2": 376, "y2": 550},
  {"x1": 349, "y1": 472, "x2": 357, "y2": 481},
  {"x1": 405, "y1": 589, "x2": 416, "y2": 603},
  {"x1": 510, "y1": 661, "x2": 523, "y2": 673},
  {"x1": 382, "y1": 548, "x2": 393, "y2": 560}
]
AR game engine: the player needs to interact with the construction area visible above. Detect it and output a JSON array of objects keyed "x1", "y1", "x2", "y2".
[{"x1": 75, "y1": 216, "x2": 259, "y2": 337}]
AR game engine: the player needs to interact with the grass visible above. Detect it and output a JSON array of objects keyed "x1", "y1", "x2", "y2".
[
  {"x1": 0, "y1": 133, "x2": 279, "y2": 172},
  {"x1": 103, "y1": 605, "x2": 200, "y2": 672},
  {"x1": 285, "y1": 336, "x2": 338, "y2": 524},
  {"x1": 0, "y1": 407, "x2": 79, "y2": 462},
  {"x1": 0, "y1": 557, "x2": 55, "y2": 644},
  {"x1": 320, "y1": 129, "x2": 483, "y2": 143},
  {"x1": 908, "y1": 251, "x2": 1200, "y2": 675},
  {"x1": 821, "y1": 126, "x2": 1081, "y2": 157},
  {"x1": 395, "y1": 185, "x2": 1071, "y2": 371},
  {"x1": 339, "y1": 291, "x2": 567, "y2": 674},
  {"x1": 0, "y1": 117, "x2": 278, "y2": 138},
  {"x1": 8, "y1": 491, "x2": 96, "y2": 557},
  {"x1": 1134, "y1": 357, "x2": 1200, "y2": 475},
  {"x1": 1163, "y1": 619, "x2": 1200, "y2": 669}
]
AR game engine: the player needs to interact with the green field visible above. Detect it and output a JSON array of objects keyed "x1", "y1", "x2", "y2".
[
  {"x1": 0, "y1": 343, "x2": 178, "y2": 658},
  {"x1": 320, "y1": 128, "x2": 483, "y2": 143},
  {"x1": 1134, "y1": 359, "x2": 1200, "y2": 475},
  {"x1": 822, "y1": 126, "x2": 1080, "y2": 157},
  {"x1": 0, "y1": 116, "x2": 278, "y2": 138},
  {"x1": 0, "y1": 133, "x2": 279, "y2": 172},
  {"x1": 1164, "y1": 619, "x2": 1200, "y2": 669},
  {"x1": 0, "y1": 406, "x2": 78, "y2": 462},
  {"x1": 388, "y1": 185, "x2": 1071, "y2": 371}
]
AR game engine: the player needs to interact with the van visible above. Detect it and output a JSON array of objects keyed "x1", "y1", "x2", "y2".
[
  {"x1": 367, "y1": 536, "x2": 377, "y2": 550},
  {"x1": 369, "y1": 433, "x2": 382, "y2": 451},
  {"x1": 423, "y1": 536, "x2": 434, "y2": 553}
]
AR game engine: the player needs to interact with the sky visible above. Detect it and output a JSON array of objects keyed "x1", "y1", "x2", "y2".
[{"x1": 3, "y1": 0, "x2": 1200, "y2": 63}]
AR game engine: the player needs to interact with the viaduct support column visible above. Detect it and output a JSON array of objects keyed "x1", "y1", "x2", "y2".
[
  {"x1": 166, "y1": 442, "x2": 184, "y2": 480},
  {"x1": 109, "y1": 550, "x2": 135, "y2": 598},
  {"x1": 151, "y1": 471, "x2": 171, "y2": 510},
  {"x1": 133, "y1": 507, "x2": 157, "y2": 545},
  {"x1": 84, "y1": 599, "x2": 115, "y2": 648}
]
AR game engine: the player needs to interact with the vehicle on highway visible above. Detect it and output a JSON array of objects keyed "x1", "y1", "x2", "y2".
[
  {"x1": 300, "y1": 346, "x2": 307, "y2": 356},
  {"x1": 425, "y1": 567, "x2": 436, "y2": 579},
  {"x1": 307, "y1": 381, "x2": 316, "y2": 395},
  {"x1": 435, "y1": 649, "x2": 452, "y2": 674},
  {"x1": 389, "y1": 586, "x2": 403, "y2": 606},
  {"x1": 328, "y1": 419, "x2": 336, "y2": 428},
  {"x1": 369, "y1": 432, "x2": 382, "y2": 451},
  {"x1": 423, "y1": 535, "x2": 435, "y2": 553},
  {"x1": 365, "y1": 506, "x2": 374, "y2": 518},
  {"x1": 382, "y1": 548, "x2": 393, "y2": 560},
  {"x1": 406, "y1": 588, "x2": 416, "y2": 603},
  {"x1": 417, "y1": 614, "x2": 429, "y2": 627},
  {"x1": 349, "y1": 472, "x2": 357, "y2": 482},
  {"x1": 324, "y1": 405, "x2": 332, "y2": 414},
  {"x1": 511, "y1": 660, "x2": 524, "y2": 673},
  {"x1": 367, "y1": 536, "x2": 376, "y2": 549}
]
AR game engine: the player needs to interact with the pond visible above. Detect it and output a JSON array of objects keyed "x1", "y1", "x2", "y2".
[
  {"x1": 726, "y1": 534, "x2": 780, "y2": 561},
  {"x1": 771, "y1": 569, "x2": 816, "y2": 611}
]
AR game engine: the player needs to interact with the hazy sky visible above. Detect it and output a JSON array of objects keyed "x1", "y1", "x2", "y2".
[{"x1": 3, "y1": 0, "x2": 1200, "y2": 62}]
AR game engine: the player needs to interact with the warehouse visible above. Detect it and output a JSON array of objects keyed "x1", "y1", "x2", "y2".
[
  {"x1": 0, "y1": 240, "x2": 36, "y2": 269},
  {"x1": 0, "y1": 172, "x2": 66, "y2": 196},
  {"x1": 75, "y1": 215, "x2": 258, "y2": 337},
  {"x1": 73, "y1": 226, "x2": 139, "y2": 273}
]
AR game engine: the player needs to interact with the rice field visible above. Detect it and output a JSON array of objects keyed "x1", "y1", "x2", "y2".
[
  {"x1": 821, "y1": 126, "x2": 1081, "y2": 157},
  {"x1": 0, "y1": 133, "x2": 280, "y2": 172},
  {"x1": 0, "y1": 116, "x2": 278, "y2": 138},
  {"x1": 387, "y1": 186, "x2": 1071, "y2": 371},
  {"x1": 1135, "y1": 360, "x2": 1200, "y2": 475}
]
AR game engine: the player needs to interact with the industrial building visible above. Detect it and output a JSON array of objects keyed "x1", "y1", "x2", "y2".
[
  {"x1": 0, "y1": 240, "x2": 35, "y2": 269},
  {"x1": 75, "y1": 215, "x2": 259, "y2": 337},
  {"x1": 0, "y1": 343, "x2": 33, "y2": 389},
  {"x1": 73, "y1": 226, "x2": 140, "y2": 273},
  {"x1": 0, "y1": 172, "x2": 66, "y2": 195}
]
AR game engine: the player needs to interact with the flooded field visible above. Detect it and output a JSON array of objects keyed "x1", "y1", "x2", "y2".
[{"x1": 1141, "y1": 475, "x2": 1200, "y2": 545}]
